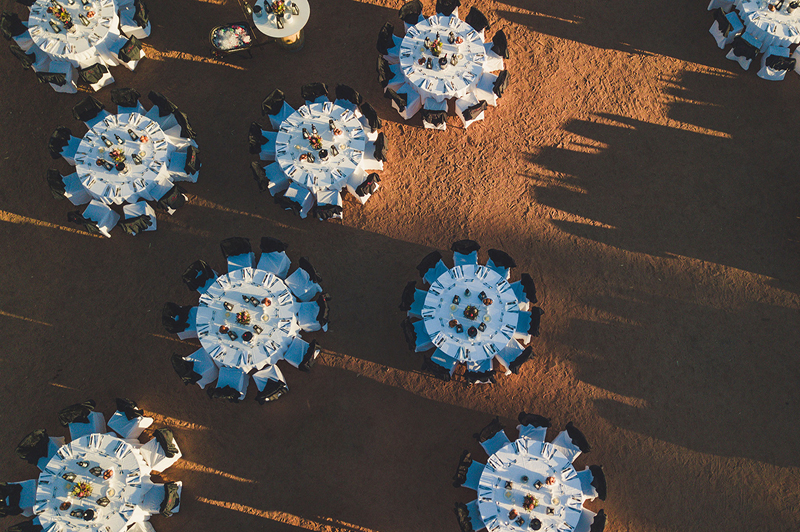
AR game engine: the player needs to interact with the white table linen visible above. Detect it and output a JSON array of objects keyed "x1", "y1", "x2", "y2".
[
  {"x1": 196, "y1": 267, "x2": 301, "y2": 373},
  {"x1": 252, "y1": 0, "x2": 310, "y2": 38},
  {"x1": 736, "y1": 0, "x2": 800, "y2": 48},
  {"x1": 275, "y1": 102, "x2": 367, "y2": 195},
  {"x1": 35, "y1": 433, "x2": 152, "y2": 532},
  {"x1": 399, "y1": 14, "x2": 487, "y2": 103},
  {"x1": 478, "y1": 439, "x2": 584, "y2": 532},
  {"x1": 73, "y1": 112, "x2": 173, "y2": 205},
  {"x1": 27, "y1": 0, "x2": 120, "y2": 67},
  {"x1": 423, "y1": 264, "x2": 520, "y2": 363}
]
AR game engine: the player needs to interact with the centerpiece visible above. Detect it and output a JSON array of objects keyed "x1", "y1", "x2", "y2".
[
  {"x1": 48, "y1": 3, "x2": 73, "y2": 26},
  {"x1": 463, "y1": 305, "x2": 479, "y2": 320},
  {"x1": 71, "y1": 482, "x2": 93, "y2": 499},
  {"x1": 236, "y1": 310, "x2": 251, "y2": 325},
  {"x1": 109, "y1": 148, "x2": 126, "y2": 164},
  {"x1": 523, "y1": 494, "x2": 538, "y2": 511}
]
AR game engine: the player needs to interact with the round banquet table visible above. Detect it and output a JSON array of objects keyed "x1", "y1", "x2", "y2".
[
  {"x1": 478, "y1": 439, "x2": 584, "y2": 532},
  {"x1": 34, "y1": 433, "x2": 151, "y2": 532},
  {"x1": 736, "y1": 0, "x2": 800, "y2": 48},
  {"x1": 423, "y1": 264, "x2": 520, "y2": 363},
  {"x1": 251, "y1": 0, "x2": 309, "y2": 44},
  {"x1": 27, "y1": 0, "x2": 119, "y2": 67},
  {"x1": 399, "y1": 14, "x2": 487, "y2": 103},
  {"x1": 275, "y1": 102, "x2": 367, "y2": 195},
  {"x1": 73, "y1": 112, "x2": 171, "y2": 205},
  {"x1": 196, "y1": 267, "x2": 301, "y2": 372}
]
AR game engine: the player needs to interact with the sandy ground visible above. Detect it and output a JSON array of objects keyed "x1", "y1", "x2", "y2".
[{"x1": 1, "y1": 0, "x2": 799, "y2": 531}]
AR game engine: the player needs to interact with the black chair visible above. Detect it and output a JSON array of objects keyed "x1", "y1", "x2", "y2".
[
  {"x1": 508, "y1": 345, "x2": 533, "y2": 374},
  {"x1": 36, "y1": 70, "x2": 67, "y2": 86},
  {"x1": 400, "y1": 318, "x2": 417, "y2": 351},
  {"x1": 355, "y1": 173, "x2": 381, "y2": 198},
  {"x1": 15, "y1": 0, "x2": 36, "y2": 6},
  {"x1": 590, "y1": 509, "x2": 606, "y2": 532},
  {"x1": 9, "y1": 41, "x2": 35, "y2": 69},
  {"x1": 416, "y1": 250, "x2": 443, "y2": 278},
  {"x1": 160, "y1": 481, "x2": 180, "y2": 517},
  {"x1": 517, "y1": 412, "x2": 551, "y2": 428},
  {"x1": 133, "y1": 0, "x2": 150, "y2": 27},
  {"x1": 461, "y1": 100, "x2": 487, "y2": 122},
  {"x1": 115, "y1": 398, "x2": 144, "y2": 420},
  {"x1": 464, "y1": 7, "x2": 489, "y2": 33},
  {"x1": 249, "y1": 122, "x2": 267, "y2": 154},
  {"x1": 528, "y1": 307, "x2": 544, "y2": 337},
  {"x1": 377, "y1": 55, "x2": 397, "y2": 88},
  {"x1": 565, "y1": 421, "x2": 591, "y2": 453},
  {"x1": 255, "y1": 378, "x2": 289, "y2": 404},
  {"x1": 261, "y1": 88, "x2": 285, "y2": 117},
  {"x1": 589, "y1": 464, "x2": 607, "y2": 500},
  {"x1": 451, "y1": 239, "x2": 480, "y2": 254},
  {"x1": 66, "y1": 211, "x2": 104, "y2": 236},
  {"x1": 72, "y1": 96, "x2": 105, "y2": 122},
  {"x1": 421, "y1": 356, "x2": 451, "y2": 381},
  {"x1": 220, "y1": 237, "x2": 252, "y2": 260},
  {"x1": 488, "y1": 249, "x2": 516, "y2": 269},
  {"x1": 260, "y1": 236, "x2": 289, "y2": 253},
  {"x1": 377, "y1": 22, "x2": 396, "y2": 55},
  {"x1": 118, "y1": 214, "x2": 152, "y2": 236},
  {"x1": 172, "y1": 110, "x2": 196, "y2": 139},
  {"x1": 300, "y1": 81, "x2": 328, "y2": 103},
  {"x1": 452, "y1": 450, "x2": 472, "y2": 487},
  {"x1": 464, "y1": 368, "x2": 495, "y2": 384},
  {"x1": 453, "y1": 502, "x2": 473, "y2": 532},
  {"x1": 206, "y1": 385, "x2": 241, "y2": 402},
  {"x1": 251, "y1": 162, "x2": 269, "y2": 192},
  {"x1": 6, "y1": 519, "x2": 43, "y2": 532},
  {"x1": 731, "y1": 35, "x2": 758, "y2": 60},
  {"x1": 274, "y1": 193, "x2": 302, "y2": 216},
  {"x1": 57, "y1": 400, "x2": 96, "y2": 426},
  {"x1": 491, "y1": 30, "x2": 509, "y2": 59},
  {"x1": 359, "y1": 102, "x2": 382, "y2": 131},
  {"x1": 44, "y1": 126, "x2": 71, "y2": 163},
  {"x1": 0, "y1": 482, "x2": 22, "y2": 518},
  {"x1": 421, "y1": 108, "x2": 446, "y2": 127},
  {"x1": 373, "y1": 132, "x2": 388, "y2": 162},
  {"x1": 493, "y1": 70, "x2": 509, "y2": 98},
  {"x1": 78, "y1": 63, "x2": 109, "y2": 87},
  {"x1": 14, "y1": 429, "x2": 49, "y2": 466},
  {"x1": 1, "y1": 11, "x2": 27, "y2": 40},
  {"x1": 334, "y1": 84, "x2": 363, "y2": 107},
  {"x1": 314, "y1": 204, "x2": 343, "y2": 221},
  {"x1": 385, "y1": 87, "x2": 407, "y2": 112},
  {"x1": 154, "y1": 428, "x2": 180, "y2": 457},
  {"x1": 162, "y1": 302, "x2": 191, "y2": 334},
  {"x1": 398, "y1": 0, "x2": 423, "y2": 26},
  {"x1": 473, "y1": 416, "x2": 504, "y2": 443},
  {"x1": 713, "y1": 7, "x2": 731, "y2": 36},
  {"x1": 399, "y1": 280, "x2": 416, "y2": 311},
  {"x1": 298, "y1": 256, "x2": 322, "y2": 283},
  {"x1": 183, "y1": 146, "x2": 200, "y2": 176},
  {"x1": 155, "y1": 184, "x2": 187, "y2": 212},
  {"x1": 766, "y1": 54, "x2": 796, "y2": 71},
  {"x1": 117, "y1": 36, "x2": 142, "y2": 64},
  {"x1": 46, "y1": 169, "x2": 66, "y2": 199},
  {"x1": 315, "y1": 294, "x2": 330, "y2": 328},
  {"x1": 182, "y1": 259, "x2": 215, "y2": 291},
  {"x1": 518, "y1": 273, "x2": 537, "y2": 303},
  {"x1": 298, "y1": 339, "x2": 320, "y2": 371},
  {"x1": 110, "y1": 87, "x2": 141, "y2": 108},
  {"x1": 148, "y1": 90, "x2": 179, "y2": 117},
  {"x1": 436, "y1": 0, "x2": 460, "y2": 16}
]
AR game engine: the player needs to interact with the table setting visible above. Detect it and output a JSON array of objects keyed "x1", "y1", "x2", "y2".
[
  {"x1": 250, "y1": 0, "x2": 310, "y2": 49},
  {"x1": 735, "y1": 0, "x2": 800, "y2": 48}
]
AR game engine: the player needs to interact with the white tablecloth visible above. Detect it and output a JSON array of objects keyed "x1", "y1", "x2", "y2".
[
  {"x1": 736, "y1": 0, "x2": 800, "y2": 48},
  {"x1": 252, "y1": 0, "x2": 310, "y2": 38},
  {"x1": 423, "y1": 264, "x2": 520, "y2": 363},
  {"x1": 35, "y1": 434, "x2": 151, "y2": 532},
  {"x1": 27, "y1": 0, "x2": 119, "y2": 67},
  {"x1": 196, "y1": 267, "x2": 300, "y2": 372},
  {"x1": 399, "y1": 14, "x2": 487, "y2": 102},
  {"x1": 275, "y1": 102, "x2": 367, "y2": 194},
  {"x1": 73, "y1": 112, "x2": 172, "y2": 205},
  {"x1": 478, "y1": 439, "x2": 584, "y2": 532}
]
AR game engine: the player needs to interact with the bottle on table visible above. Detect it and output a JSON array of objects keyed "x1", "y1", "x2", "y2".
[
  {"x1": 132, "y1": 153, "x2": 142, "y2": 165},
  {"x1": 302, "y1": 128, "x2": 310, "y2": 139},
  {"x1": 49, "y1": 20, "x2": 61, "y2": 32},
  {"x1": 100, "y1": 135, "x2": 113, "y2": 147},
  {"x1": 311, "y1": 124, "x2": 318, "y2": 135},
  {"x1": 114, "y1": 134, "x2": 125, "y2": 145},
  {"x1": 291, "y1": 2, "x2": 299, "y2": 15},
  {"x1": 79, "y1": 13, "x2": 90, "y2": 26},
  {"x1": 127, "y1": 129, "x2": 139, "y2": 141}
]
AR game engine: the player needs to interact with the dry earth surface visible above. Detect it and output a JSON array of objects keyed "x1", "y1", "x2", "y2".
[{"x1": 1, "y1": 0, "x2": 799, "y2": 531}]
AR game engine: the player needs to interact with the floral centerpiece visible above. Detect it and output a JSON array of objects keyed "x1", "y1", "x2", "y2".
[
  {"x1": 47, "y1": 4, "x2": 73, "y2": 25},
  {"x1": 463, "y1": 305, "x2": 479, "y2": 320},
  {"x1": 71, "y1": 482, "x2": 93, "y2": 499},
  {"x1": 431, "y1": 36, "x2": 443, "y2": 56},
  {"x1": 523, "y1": 494, "x2": 538, "y2": 511},
  {"x1": 308, "y1": 131, "x2": 322, "y2": 151},
  {"x1": 272, "y1": 0, "x2": 286, "y2": 16},
  {"x1": 236, "y1": 310, "x2": 251, "y2": 325},
  {"x1": 109, "y1": 148, "x2": 126, "y2": 163}
]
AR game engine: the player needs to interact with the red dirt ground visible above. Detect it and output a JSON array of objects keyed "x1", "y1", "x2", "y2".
[{"x1": 1, "y1": 0, "x2": 799, "y2": 531}]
